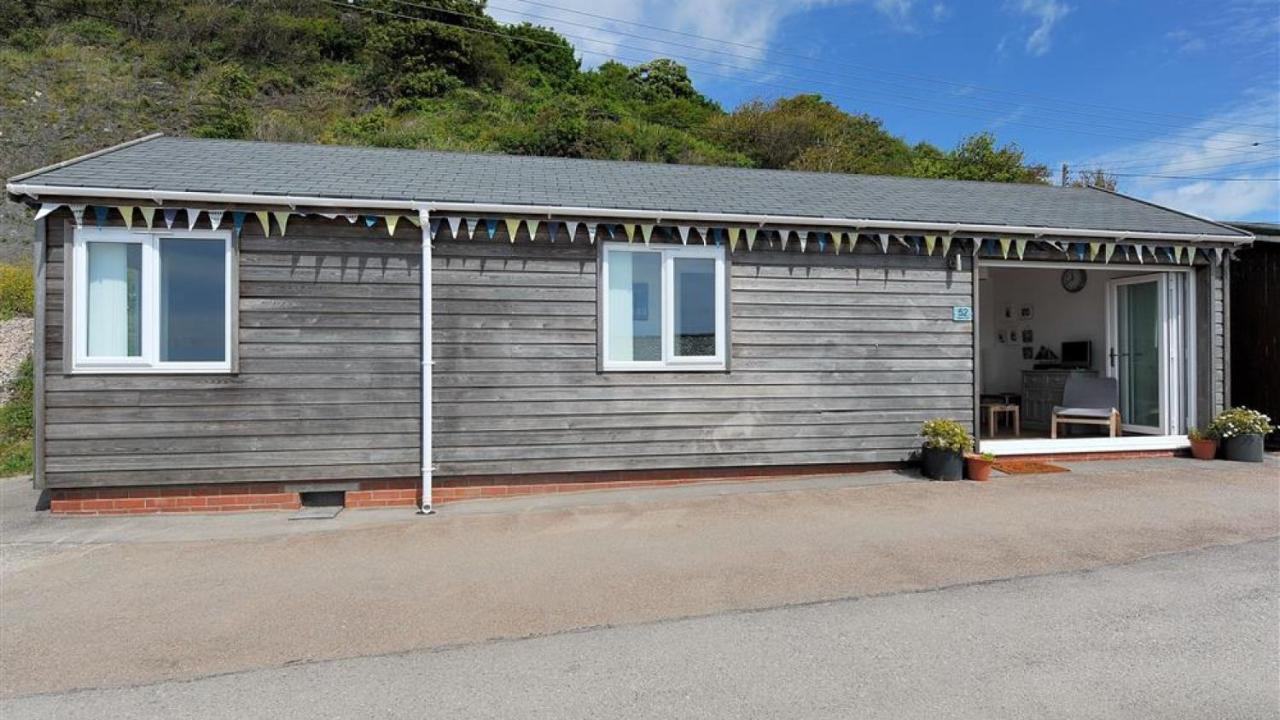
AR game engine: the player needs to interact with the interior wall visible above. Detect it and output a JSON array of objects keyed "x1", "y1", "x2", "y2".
[{"x1": 979, "y1": 266, "x2": 1139, "y2": 395}]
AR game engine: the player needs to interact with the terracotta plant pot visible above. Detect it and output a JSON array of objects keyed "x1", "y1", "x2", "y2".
[
  {"x1": 966, "y1": 455, "x2": 994, "y2": 481},
  {"x1": 1188, "y1": 437, "x2": 1218, "y2": 460},
  {"x1": 921, "y1": 446, "x2": 964, "y2": 481}
]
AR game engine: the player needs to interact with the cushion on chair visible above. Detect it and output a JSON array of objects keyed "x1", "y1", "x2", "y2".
[
  {"x1": 1053, "y1": 406, "x2": 1114, "y2": 418},
  {"x1": 1060, "y1": 375, "x2": 1119, "y2": 413}
]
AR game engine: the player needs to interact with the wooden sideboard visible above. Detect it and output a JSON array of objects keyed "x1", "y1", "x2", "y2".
[{"x1": 1021, "y1": 369, "x2": 1098, "y2": 431}]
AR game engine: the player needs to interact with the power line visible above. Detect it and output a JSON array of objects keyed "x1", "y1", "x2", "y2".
[
  {"x1": 500, "y1": 0, "x2": 1280, "y2": 135},
  {"x1": 1107, "y1": 172, "x2": 1279, "y2": 182},
  {"x1": 370, "y1": 0, "x2": 1271, "y2": 156}
]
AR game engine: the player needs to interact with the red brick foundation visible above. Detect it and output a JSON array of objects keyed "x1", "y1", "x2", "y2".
[
  {"x1": 996, "y1": 449, "x2": 1181, "y2": 463},
  {"x1": 45, "y1": 451, "x2": 1184, "y2": 515}
]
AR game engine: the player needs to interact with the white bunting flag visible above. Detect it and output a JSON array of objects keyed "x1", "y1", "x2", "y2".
[
  {"x1": 33, "y1": 203, "x2": 59, "y2": 221},
  {"x1": 924, "y1": 235, "x2": 937, "y2": 256},
  {"x1": 187, "y1": 208, "x2": 203, "y2": 231},
  {"x1": 69, "y1": 204, "x2": 86, "y2": 228},
  {"x1": 115, "y1": 206, "x2": 134, "y2": 229},
  {"x1": 344, "y1": 214, "x2": 359, "y2": 224},
  {"x1": 676, "y1": 225, "x2": 690, "y2": 245},
  {"x1": 779, "y1": 230, "x2": 791, "y2": 252},
  {"x1": 446, "y1": 216, "x2": 462, "y2": 239},
  {"x1": 568, "y1": 221, "x2": 582, "y2": 243},
  {"x1": 206, "y1": 209, "x2": 224, "y2": 230},
  {"x1": 273, "y1": 211, "x2": 291, "y2": 236},
  {"x1": 1136, "y1": 245, "x2": 1147, "y2": 264},
  {"x1": 696, "y1": 227, "x2": 709, "y2": 245},
  {"x1": 1213, "y1": 247, "x2": 1224, "y2": 264},
  {"x1": 877, "y1": 233, "x2": 890, "y2": 254},
  {"x1": 798, "y1": 231, "x2": 809, "y2": 253},
  {"x1": 384, "y1": 214, "x2": 399, "y2": 237}
]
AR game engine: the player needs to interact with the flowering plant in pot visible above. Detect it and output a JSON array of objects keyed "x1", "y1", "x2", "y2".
[
  {"x1": 919, "y1": 419, "x2": 973, "y2": 481},
  {"x1": 1205, "y1": 407, "x2": 1273, "y2": 463},
  {"x1": 1186, "y1": 427, "x2": 1218, "y2": 461},
  {"x1": 965, "y1": 452, "x2": 997, "y2": 481}
]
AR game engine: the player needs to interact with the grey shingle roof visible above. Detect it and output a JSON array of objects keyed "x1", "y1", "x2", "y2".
[{"x1": 9, "y1": 135, "x2": 1249, "y2": 238}]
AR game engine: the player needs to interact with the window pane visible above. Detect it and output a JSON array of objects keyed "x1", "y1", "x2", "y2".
[
  {"x1": 606, "y1": 250, "x2": 662, "y2": 362},
  {"x1": 160, "y1": 238, "x2": 226, "y2": 362},
  {"x1": 673, "y1": 257, "x2": 717, "y2": 357},
  {"x1": 86, "y1": 242, "x2": 141, "y2": 357}
]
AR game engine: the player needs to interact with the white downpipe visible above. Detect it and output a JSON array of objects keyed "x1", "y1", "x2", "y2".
[
  {"x1": 418, "y1": 209, "x2": 434, "y2": 515},
  {"x1": 4, "y1": 182, "x2": 1252, "y2": 245}
]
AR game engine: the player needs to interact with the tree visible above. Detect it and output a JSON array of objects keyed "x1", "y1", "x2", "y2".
[
  {"x1": 934, "y1": 132, "x2": 1050, "y2": 184},
  {"x1": 627, "y1": 59, "x2": 698, "y2": 100},
  {"x1": 362, "y1": 0, "x2": 509, "y2": 99},
  {"x1": 1068, "y1": 168, "x2": 1118, "y2": 191},
  {"x1": 506, "y1": 22, "x2": 579, "y2": 84}
]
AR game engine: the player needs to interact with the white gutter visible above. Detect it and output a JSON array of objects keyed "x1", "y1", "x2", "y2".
[
  {"x1": 418, "y1": 209, "x2": 435, "y2": 516},
  {"x1": 4, "y1": 183, "x2": 1253, "y2": 245}
]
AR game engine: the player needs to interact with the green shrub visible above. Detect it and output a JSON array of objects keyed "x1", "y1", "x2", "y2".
[
  {"x1": 920, "y1": 418, "x2": 974, "y2": 454},
  {"x1": 0, "y1": 264, "x2": 34, "y2": 320},
  {"x1": 1206, "y1": 407, "x2": 1274, "y2": 439},
  {"x1": 0, "y1": 356, "x2": 33, "y2": 477}
]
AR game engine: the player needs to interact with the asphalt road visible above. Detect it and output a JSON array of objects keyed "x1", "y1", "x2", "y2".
[{"x1": 4, "y1": 538, "x2": 1276, "y2": 719}]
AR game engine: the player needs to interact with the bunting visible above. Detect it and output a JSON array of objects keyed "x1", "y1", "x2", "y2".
[
  {"x1": 817, "y1": 232, "x2": 827, "y2": 254},
  {"x1": 832, "y1": 232, "x2": 844, "y2": 254},
  {"x1": 746, "y1": 227, "x2": 759, "y2": 252},
  {"x1": 232, "y1": 211, "x2": 247, "y2": 234},
  {"x1": 483, "y1": 219, "x2": 496, "y2": 241},
  {"x1": 383, "y1": 214, "x2": 399, "y2": 237},
  {"x1": 998, "y1": 237, "x2": 1012, "y2": 259},
  {"x1": 163, "y1": 208, "x2": 177, "y2": 229},
  {"x1": 568, "y1": 221, "x2": 582, "y2": 243},
  {"x1": 924, "y1": 235, "x2": 937, "y2": 256},
  {"x1": 405, "y1": 214, "x2": 421, "y2": 227},
  {"x1": 676, "y1": 225, "x2": 690, "y2": 245},
  {"x1": 1103, "y1": 243, "x2": 1115, "y2": 264},
  {"x1": 34, "y1": 203, "x2": 59, "y2": 221},
  {"x1": 1014, "y1": 238, "x2": 1028, "y2": 260},
  {"x1": 877, "y1": 233, "x2": 890, "y2": 254},
  {"x1": 940, "y1": 235, "x2": 952, "y2": 257},
  {"x1": 187, "y1": 208, "x2": 202, "y2": 231},
  {"x1": 639, "y1": 224, "x2": 655, "y2": 245},
  {"x1": 505, "y1": 218, "x2": 523, "y2": 243},
  {"x1": 257, "y1": 211, "x2": 273, "y2": 236},
  {"x1": 445, "y1": 216, "x2": 463, "y2": 239},
  {"x1": 115, "y1": 206, "x2": 134, "y2": 229},
  {"x1": 1087, "y1": 242, "x2": 1101, "y2": 261},
  {"x1": 273, "y1": 211, "x2": 290, "y2": 236},
  {"x1": 207, "y1": 209, "x2": 224, "y2": 231},
  {"x1": 93, "y1": 206, "x2": 108, "y2": 228},
  {"x1": 798, "y1": 231, "x2": 809, "y2": 253},
  {"x1": 546, "y1": 221, "x2": 559, "y2": 243}
]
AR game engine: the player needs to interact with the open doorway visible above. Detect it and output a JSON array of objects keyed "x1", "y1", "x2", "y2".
[{"x1": 977, "y1": 262, "x2": 1196, "y2": 454}]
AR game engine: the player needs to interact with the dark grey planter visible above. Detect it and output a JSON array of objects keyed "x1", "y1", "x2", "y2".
[
  {"x1": 921, "y1": 446, "x2": 964, "y2": 480},
  {"x1": 1223, "y1": 434, "x2": 1265, "y2": 463}
]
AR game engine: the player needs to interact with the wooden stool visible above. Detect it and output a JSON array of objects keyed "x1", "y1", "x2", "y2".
[{"x1": 981, "y1": 403, "x2": 1021, "y2": 438}]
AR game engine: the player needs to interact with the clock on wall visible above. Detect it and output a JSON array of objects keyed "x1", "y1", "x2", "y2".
[{"x1": 1061, "y1": 269, "x2": 1087, "y2": 293}]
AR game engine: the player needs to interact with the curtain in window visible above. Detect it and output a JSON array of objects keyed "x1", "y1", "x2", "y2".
[{"x1": 86, "y1": 242, "x2": 141, "y2": 357}]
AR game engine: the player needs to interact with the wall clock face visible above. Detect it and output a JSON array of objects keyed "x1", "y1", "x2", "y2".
[{"x1": 1061, "y1": 269, "x2": 1087, "y2": 293}]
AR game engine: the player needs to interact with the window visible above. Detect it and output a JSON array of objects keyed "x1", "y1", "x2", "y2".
[
  {"x1": 72, "y1": 228, "x2": 233, "y2": 373},
  {"x1": 601, "y1": 243, "x2": 726, "y2": 371}
]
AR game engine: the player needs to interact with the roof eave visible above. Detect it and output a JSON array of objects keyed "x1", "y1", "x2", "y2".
[{"x1": 5, "y1": 181, "x2": 1253, "y2": 246}]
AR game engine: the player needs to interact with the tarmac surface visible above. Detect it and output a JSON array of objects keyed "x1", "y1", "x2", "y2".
[{"x1": 1, "y1": 457, "x2": 1277, "y2": 717}]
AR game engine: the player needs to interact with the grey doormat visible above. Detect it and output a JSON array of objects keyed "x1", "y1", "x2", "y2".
[{"x1": 289, "y1": 506, "x2": 343, "y2": 521}]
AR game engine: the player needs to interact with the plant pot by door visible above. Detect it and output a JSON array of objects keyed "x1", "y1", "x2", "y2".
[
  {"x1": 921, "y1": 446, "x2": 964, "y2": 480},
  {"x1": 1223, "y1": 434, "x2": 1265, "y2": 463},
  {"x1": 1189, "y1": 438, "x2": 1218, "y2": 460},
  {"x1": 965, "y1": 456, "x2": 994, "y2": 481}
]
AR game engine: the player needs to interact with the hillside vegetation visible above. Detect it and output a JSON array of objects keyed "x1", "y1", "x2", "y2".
[{"x1": 1, "y1": 0, "x2": 1051, "y2": 252}]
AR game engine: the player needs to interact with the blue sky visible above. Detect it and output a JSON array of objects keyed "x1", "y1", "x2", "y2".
[{"x1": 488, "y1": 0, "x2": 1280, "y2": 222}]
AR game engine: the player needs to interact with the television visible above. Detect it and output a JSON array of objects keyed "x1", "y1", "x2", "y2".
[{"x1": 1061, "y1": 340, "x2": 1092, "y2": 369}]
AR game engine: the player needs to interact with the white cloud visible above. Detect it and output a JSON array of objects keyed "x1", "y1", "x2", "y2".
[
  {"x1": 487, "y1": 0, "x2": 930, "y2": 72},
  {"x1": 1009, "y1": 0, "x2": 1071, "y2": 56},
  {"x1": 1164, "y1": 29, "x2": 1205, "y2": 54},
  {"x1": 1076, "y1": 90, "x2": 1280, "y2": 221}
]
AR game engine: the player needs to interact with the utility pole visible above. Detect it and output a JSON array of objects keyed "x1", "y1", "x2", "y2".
[{"x1": 1060, "y1": 163, "x2": 1069, "y2": 186}]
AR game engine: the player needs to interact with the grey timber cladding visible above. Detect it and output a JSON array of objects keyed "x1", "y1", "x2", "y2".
[
  {"x1": 431, "y1": 233, "x2": 975, "y2": 476},
  {"x1": 41, "y1": 214, "x2": 423, "y2": 488},
  {"x1": 17, "y1": 136, "x2": 1249, "y2": 239}
]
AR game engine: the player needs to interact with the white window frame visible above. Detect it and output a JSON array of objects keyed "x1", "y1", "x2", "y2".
[
  {"x1": 71, "y1": 226, "x2": 234, "y2": 374},
  {"x1": 600, "y1": 242, "x2": 727, "y2": 372}
]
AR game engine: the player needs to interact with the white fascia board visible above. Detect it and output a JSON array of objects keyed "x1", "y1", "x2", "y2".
[{"x1": 4, "y1": 182, "x2": 1253, "y2": 245}]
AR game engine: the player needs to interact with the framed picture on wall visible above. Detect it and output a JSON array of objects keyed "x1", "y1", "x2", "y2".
[
  {"x1": 1022, "y1": 346, "x2": 1033, "y2": 359},
  {"x1": 1019, "y1": 304, "x2": 1034, "y2": 320},
  {"x1": 1003, "y1": 304, "x2": 1014, "y2": 320},
  {"x1": 996, "y1": 331, "x2": 1006, "y2": 343},
  {"x1": 1021, "y1": 328, "x2": 1033, "y2": 343}
]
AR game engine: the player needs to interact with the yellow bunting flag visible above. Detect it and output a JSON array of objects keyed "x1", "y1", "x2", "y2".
[
  {"x1": 1173, "y1": 245, "x2": 1185, "y2": 264},
  {"x1": 139, "y1": 206, "x2": 156, "y2": 229},
  {"x1": 728, "y1": 229, "x2": 740, "y2": 253},
  {"x1": 274, "y1": 211, "x2": 291, "y2": 236},
  {"x1": 940, "y1": 235, "x2": 952, "y2": 256},
  {"x1": 1014, "y1": 238, "x2": 1028, "y2": 260},
  {"x1": 639, "y1": 224, "x2": 654, "y2": 245},
  {"x1": 504, "y1": 218, "x2": 523, "y2": 243},
  {"x1": 114, "y1": 206, "x2": 133, "y2": 229},
  {"x1": 746, "y1": 227, "x2": 758, "y2": 251},
  {"x1": 383, "y1": 214, "x2": 399, "y2": 237},
  {"x1": 1088, "y1": 242, "x2": 1101, "y2": 261},
  {"x1": 845, "y1": 232, "x2": 858, "y2": 253},
  {"x1": 255, "y1": 210, "x2": 271, "y2": 237},
  {"x1": 924, "y1": 235, "x2": 937, "y2": 256},
  {"x1": 831, "y1": 232, "x2": 843, "y2": 254},
  {"x1": 405, "y1": 214, "x2": 421, "y2": 227},
  {"x1": 999, "y1": 237, "x2": 1012, "y2": 259},
  {"x1": 1103, "y1": 243, "x2": 1115, "y2": 264}
]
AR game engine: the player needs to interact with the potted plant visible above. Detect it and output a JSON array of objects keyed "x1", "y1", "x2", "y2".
[
  {"x1": 966, "y1": 452, "x2": 996, "y2": 481},
  {"x1": 1205, "y1": 407, "x2": 1274, "y2": 463},
  {"x1": 1186, "y1": 427, "x2": 1218, "y2": 461},
  {"x1": 919, "y1": 418, "x2": 973, "y2": 481}
]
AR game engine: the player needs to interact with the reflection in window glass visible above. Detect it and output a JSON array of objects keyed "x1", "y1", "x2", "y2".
[
  {"x1": 673, "y1": 257, "x2": 716, "y2": 357},
  {"x1": 86, "y1": 242, "x2": 141, "y2": 357},
  {"x1": 159, "y1": 238, "x2": 226, "y2": 362},
  {"x1": 606, "y1": 250, "x2": 662, "y2": 362}
]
